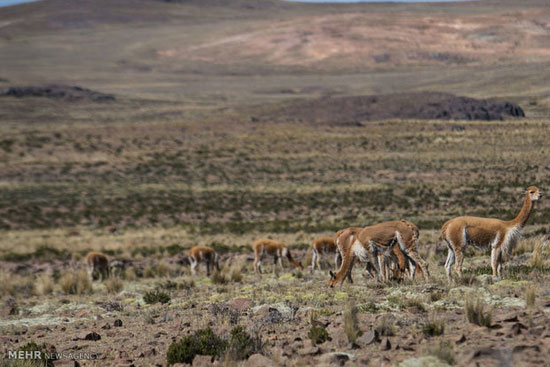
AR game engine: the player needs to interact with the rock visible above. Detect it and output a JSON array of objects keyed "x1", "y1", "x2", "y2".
[
  {"x1": 319, "y1": 352, "x2": 354, "y2": 366},
  {"x1": 400, "y1": 356, "x2": 451, "y2": 367},
  {"x1": 299, "y1": 343, "x2": 320, "y2": 356},
  {"x1": 100, "y1": 322, "x2": 111, "y2": 330},
  {"x1": 245, "y1": 354, "x2": 276, "y2": 367},
  {"x1": 226, "y1": 298, "x2": 255, "y2": 312},
  {"x1": 253, "y1": 306, "x2": 283, "y2": 323},
  {"x1": 512, "y1": 344, "x2": 540, "y2": 353},
  {"x1": 100, "y1": 301, "x2": 124, "y2": 312},
  {"x1": 497, "y1": 312, "x2": 519, "y2": 323},
  {"x1": 456, "y1": 334, "x2": 466, "y2": 344},
  {"x1": 192, "y1": 354, "x2": 213, "y2": 366},
  {"x1": 74, "y1": 331, "x2": 101, "y2": 341},
  {"x1": 75, "y1": 310, "x2": 89, "y2": 318},
  {"x1": 114, "y1": 319, "x2": 123, "y2": 327},
  {"x1": 138, "y1": 348, "x2": 157, "y2": 358},
  {"x1": 380, "y1": 338, "x2": 391, "y2": 351},
  {"x1": 357, "y1": 329, "x2": 379, "y2": 346},
  {"x1": 467, "y1": 346, "x2": 500, "y2": 361},
  {"x1": 508, "y1": 322, "x2": 527, "y2": 336}
]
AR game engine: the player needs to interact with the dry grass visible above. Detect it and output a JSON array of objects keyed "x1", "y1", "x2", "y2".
[
  {"x1": 59, "y1": 270, "x2": 92, "y2": 295},
  {"x1": 465, "y1": 296, "x2": 492, "y2": 327},
  {"x1": 525, "y1": 284, "x2": 536, "y2": 309},
  {"x1": 343, "y1": 301, "x2": 362, "y2": 344},
  {"x1": 105, "y1": 277, "x2": 124, "y2": 294},
  {"x1": 34, "y1": 273, "x2": 54, "y2": 296}
]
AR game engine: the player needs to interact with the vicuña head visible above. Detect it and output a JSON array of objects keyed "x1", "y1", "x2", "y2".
[{"x1": 526, "y1": 186, "x2": 542, "y2": 202}]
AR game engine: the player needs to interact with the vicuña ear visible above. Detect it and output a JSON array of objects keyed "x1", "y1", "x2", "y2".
[{"x1": 329, "y1": 270, "x2": 336, "y2": 279}]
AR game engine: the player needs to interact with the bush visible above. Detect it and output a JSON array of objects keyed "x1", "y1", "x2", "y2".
[
  {"x1": 143, "y1": 289, "x2": 171, "y2": 304},
  {"x1": 422, "y1": 316, "x2": 445, "y2": 337},
  {"x1": 308, "y1": 325, "x2": 329, "y2": 345},
  {"x1": 17, "y1": 341, "x2": 55, "y2": 367},
  {"x1": 465, "y1": 297, "x2": 492, "y2": 327},
  {"x1": 167, "y1": 328, "x2": 227, "y2": 365},
  {"x1": 226, "y1": 326, "x2": 260, "y2": 360},
  {"x1": 59, "y1": 270, "x2": 91, "y2": 295},
  {"x1": 211, "y1": 270, "x2": 228, "y2": 284}
]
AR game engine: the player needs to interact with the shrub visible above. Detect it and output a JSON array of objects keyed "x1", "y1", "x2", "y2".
[
  {"x1": 308, "y1": 326, "x2": 329, "y2": 345},
  {"x1": 465, "y1": 296, "x2": 492, "y2": 327},
  {"x1": 230, "y1": 268, "x2": 243, "y2": 283},
  {"x1": 226, "y1": 326, "x2": 260, "y2": 360},
  {"x1": 143, "y1": 289, "x2": 171, "y2": 304},
  {"x1": 166, "y1": 328, "x2": 227, "y2": 365},
  {"x1": 422, "y1": 316, "x2": 445, "y2": 337},
  {"x1": 344, "y1": 301, "x2": 362, "y2": 344},
  {"x1": 428, "y1": 340, "x2": 456, "y2": 365},
  {"x1": 211, "y1": 269, "x2": 228, "y2": 285},
  {"x1": 59, "y1": 270, "x2": 92, "y2": 295},
  {"x1": 17, "y1": 341, "x2": 55, "y2": 367}
]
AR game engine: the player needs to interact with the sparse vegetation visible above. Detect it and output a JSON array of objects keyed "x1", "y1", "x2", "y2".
[
  {"x1": 308, "y1": 325, "x2": 329, "y2": 345},
  {"x1": 376, "y1": 314, "x2": 396, "y2": 337},
  {"x1": 34, "y1": 274, "x2": 54, "y2": 296},
  {"x1": 428, "y1": 340, "x2": 456, "y2": 365},
  {"x1": 525, "y1": 284, "x2": 536, "y2": 309},
  {"x1": 59, "y1": 270, "x2": 92, "y2": 295},
  {"x1": 143, "y1": 289, "x2": 171, "y2": 304},
  {"x1": 465, "y1": 296, "x2": 492, "y2": 327},
  {"x1": 105, "y1": 277, "x2": 124, "y2": 294},
  {"x1": 166, "y1": 328, "x2": 227, "y2": 365},
  {"x1": 343, "y1": 301, "x2": 362, "y2": 344},
  {"x1": 422, "y1": 315, "x2": 445, "y2": 337}
]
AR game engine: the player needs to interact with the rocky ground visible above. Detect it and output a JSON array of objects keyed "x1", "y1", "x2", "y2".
[{"x1": 1, "y1": 241, "x2": 549, "y2": 367}]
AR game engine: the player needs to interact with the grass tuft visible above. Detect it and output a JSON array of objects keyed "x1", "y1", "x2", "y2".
[
  {"x1": 59, "y1": 270, "x2": 92, "y2": 295},
  {"x1": 343, "y1": 301, "x2": 362, "y2": 344},
  {"x1": 464, "y1": 296, "x2": 492, "y2": 327}
]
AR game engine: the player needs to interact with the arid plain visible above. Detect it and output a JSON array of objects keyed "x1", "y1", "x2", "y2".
[{"x1": 1, "y1": 0, "x2": 550, "y2": 366}]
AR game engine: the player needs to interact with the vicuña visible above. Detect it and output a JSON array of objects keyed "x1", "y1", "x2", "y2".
[
  {"x1": 188, "y1": 245, "x2": 220, "y2": 276},
  {"x1": 441, "y1": 186, "x2": 541, "y2": 280},
  {"x1": 329, "y1": 220, "x2": 429, "y2": 287},
  {"x1": 253, "y1": 239, "x2": 303, "y2": 273}
]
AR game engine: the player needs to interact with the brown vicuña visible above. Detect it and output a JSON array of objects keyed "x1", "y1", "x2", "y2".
[
  {"x1": 253, "y1": 239, "x2": 303, "y2": 274},
  {"x1": 441, "y1": 186, "x2": 542, "y2": 279},
  {"x1": 329, "y1": 220, "x2": 428, "y2": 287},
  {"x1": 85, "y1": 251, "x2": 110, "y2": 281},
  {"x1": 188, "y1": 245, "x2": 220, "y2": 277},
  {"x1": 310, "y1": 236, "x2": 339, "y2": 272}
]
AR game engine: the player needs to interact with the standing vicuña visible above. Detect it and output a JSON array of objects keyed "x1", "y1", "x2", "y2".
[
  {"x1": 253, "y1": 239, "x2": 303, "y2": 274},
  {"x1": 188, "y1": 246, "x2": 220, "y2": 276},
  {"x1": 85, "y1": 251, "x2": 110, "y2": 281},
  {"x1": 329, "y1": 220, "x2": 428, "y2": 287},
  {"x1": 310, "y1": 237, "x2": 340, "y2": 272},
  {"x1": 441, "y1": 186, "x2": 542, "y2": 280}
]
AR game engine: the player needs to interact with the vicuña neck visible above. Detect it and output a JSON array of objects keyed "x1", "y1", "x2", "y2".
[{"x1": 509, "y1": 193, "x2": 533, "y2": 228}]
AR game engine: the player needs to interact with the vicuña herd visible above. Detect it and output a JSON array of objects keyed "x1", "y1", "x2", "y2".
[{"x1": 85, "y1": 186, "x2": 543, "y2": 286}]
